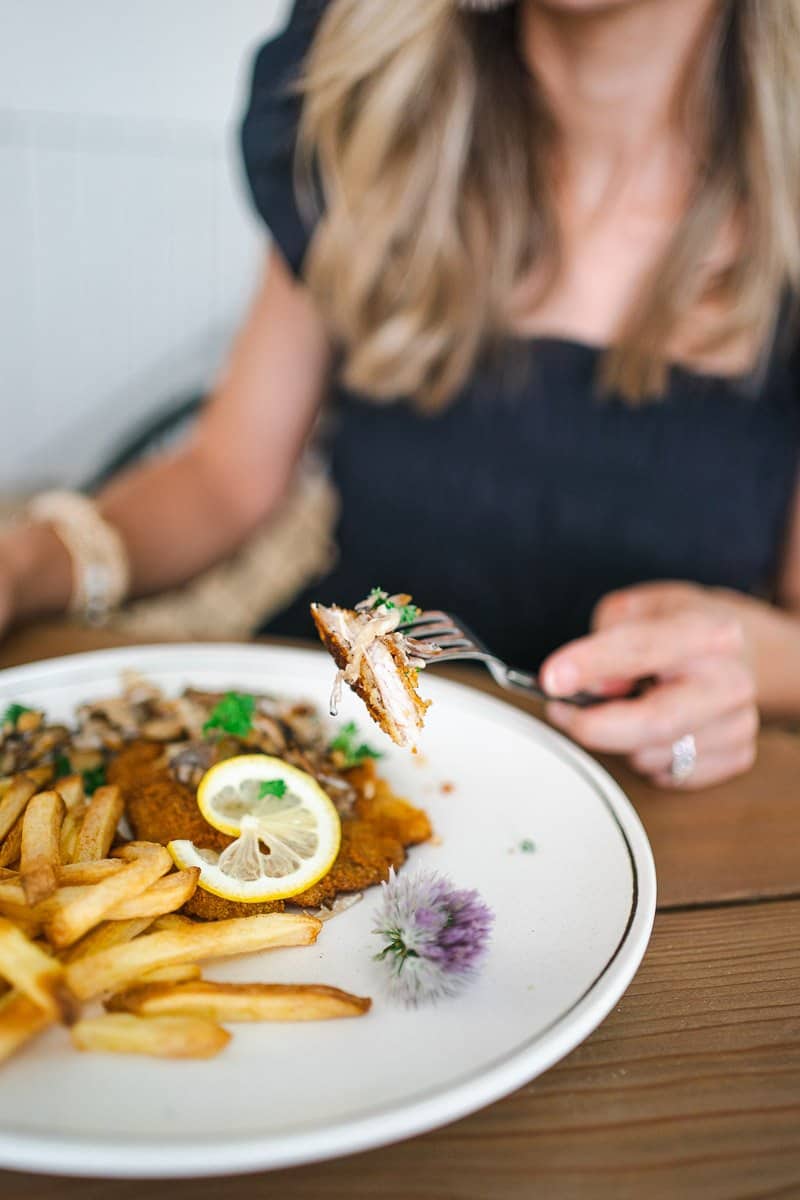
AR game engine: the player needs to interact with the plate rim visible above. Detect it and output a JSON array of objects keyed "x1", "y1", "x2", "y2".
[{"x1": 0, "y1": 643, "x2": 657, "y2": 1178}]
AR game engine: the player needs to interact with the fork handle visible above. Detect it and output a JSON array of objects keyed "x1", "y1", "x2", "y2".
[
  {"x1": 504, "y1": 668, "x2": 601, "y2": 706},
  {"x1": 503, "y1": 668, "x2": 655, "y2": 707}
]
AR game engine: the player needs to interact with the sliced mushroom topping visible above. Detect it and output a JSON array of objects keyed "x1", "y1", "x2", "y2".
[
  {"x1": 314, "y1": 770, "x2": 357, "y2": 816},
  {"x1": 28, "y1": 725, "x2": 71, "y2": 762},
  {"x1": 172, "y1": 697, "x2": 208, "y2": 741},
  {"x1": 166, "y1": 740, "x2": 216, "y2": 786},
  {"x1": 248, "y1": 713, "x2": 288, "y2": 755},
  {"x1": 280, "y1": 705, "x2": 324, "y2": 750},
  {"x1": 120, "y1": 670, "x2": 166, "y2": 707},
  {"x1": 16, "y1": 710, "x2": 43, "y2": 735},
  {"x1": 77, "y1": 696, "x2": 140, "y2": 739},
  {"x1": 139, "y1": 717, "x2": 185, "y2": 741}
]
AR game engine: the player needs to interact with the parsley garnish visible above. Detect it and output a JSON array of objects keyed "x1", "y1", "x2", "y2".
[
  {"x1": 83, "y1": 765, "x2": 107, "y2": 795},
  {"x1": 258, "y1": 779, "x2": 287, "y2": 799},
  {"x1": 203, "y1": 692, "x2": 256, "y2": 738},
  {"x1": 366, "y1": 588, "x2": 420, "y2": 627},
  {"x1": 55, "y1": 755, "x2": 105, "y2": 794},
  {"x1": 398, "y1": 603, "x2": 420, "y2": 626},
  {"x1": 54, "y1": 754, "x2": 72, "y2": 778},
  {"x1": 2, "y1": 703, "x2": 32, "y2": 727},
  {"x1": 329, "y1": 721, "x2": 383, "y2": 768},
  {"x1": 519, "y1": 839, "x2": 536, "y2": 854}
]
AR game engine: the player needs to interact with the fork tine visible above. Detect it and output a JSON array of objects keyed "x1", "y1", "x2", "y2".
[
  {"x1": 416, "y1": 648, "x2": 487, "y2": 664},
  {"x1": 407, "y1": 625, "x2": 462, "y2": 642},
  {"x1": 419, "y1": 634, "x2": 473, "y2": 650},
  {"x1": 402, "y1": 610, "x2": 457, "y2": 632}
]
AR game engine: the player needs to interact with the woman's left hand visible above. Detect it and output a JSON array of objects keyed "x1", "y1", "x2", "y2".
[{"x1": 540, "y1": 582, "x2": 760, "y2": 789}]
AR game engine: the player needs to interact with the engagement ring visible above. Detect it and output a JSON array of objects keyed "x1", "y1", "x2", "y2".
[{"x1": 670, "y1": 734, "x2": 697, "y2": 784}]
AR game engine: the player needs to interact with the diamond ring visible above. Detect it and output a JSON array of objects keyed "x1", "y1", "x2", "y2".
[{"x1": 670, "y1": 734, "x2": 697, "y2": 784}]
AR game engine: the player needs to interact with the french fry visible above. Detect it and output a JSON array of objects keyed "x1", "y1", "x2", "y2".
[
  {"x1": 0, "y1": 777, "x2": 37, "y2": 844},
  {"x1": 111, "y1": 840, "x2": 170, "y2": 863},
  {"x1": 59, "y1": 806, "x2": 87, "y2": 864},
  {"x1": 0, "y1": 917, "x2": 77, "y2": 1023},
  {"x1": 45, "y1": 845, "x2": 172, "y2": 949},
  {"x1": 30, "y1": 766, "x2": 56, "y2": 788},
  {"x1": 0, "y1": 767, "x2": 53, "y2": 800},
  {"x1": 0, "y1": 876, "x2": 126, "y2": 913},
  {"x1": 150, "y1": 913, "x2": 195, "y2": 933},
  {"x1": 54, "y1": 774, "x2": 85, "y2": 812},
  {"x1": 27, "y1": 727, "x2": 67, "y2": 761},
  {"x1": 108, "y1": 980, "x2": 372, "y2": 1022},
  {"x1": 0, "y1": 989, "x2": 52, "y2": 1063},
  {"x1": 20, "y1": 791, "x2": 65, "y2": 906},
  {"x1": 57, "y1": 860, "x2": 125, "y2": 886},
  {"x1": 0, "y1": 881, "x2": 87, "y2": 921},
  {"x1": 0, "y1": 881, "x2": 27, "y2": 908},
  {"x1": 134, "y1": 962, "x2": 202, "y2": 986},
  {"x1": 0, "y1": 907, "x2": 41, "y2": 939},
  {"x1": 0, "y1": 815, "x2": 22, "y2": 868},
  {"x1": 73, "y1": 785, "x2": 123, "y2": 862},
  {"x1": 107, "y1": 868, "x2": 200, "y2": 920},
  {"x1": 61, "y1": 917, "x2": 153, "y2": 965},
  {"x1": 66, "y1": 911, "x2": 322, "y2": 1001},
  {"x1": 71, "y1": 1013, "x2": 230, "y2": 1059}
]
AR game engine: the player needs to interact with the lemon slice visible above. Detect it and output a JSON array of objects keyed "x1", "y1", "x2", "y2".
[{"x1": 168, "y1": 755, "x2": 341, "y2": 903}]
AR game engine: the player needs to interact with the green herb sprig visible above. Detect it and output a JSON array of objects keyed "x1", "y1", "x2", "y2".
[
  {"x1": 366, "y1": 588, "x2": 420, "y2": 627},
  {"x1": 203, "y1": 692, "x2": 256, "y2": 738},
  {"x1": 329, "y1": 721, "x2": 382, "y2": 769},
  {"x1": 258, "y1": 779, "x2": 288, "y2": 799},
  {"x1": 54, "y1": 755, "x2": 107, "y2": 795},
  {"x1": 83, "y1": 765, "x2": 107, "y2": 796},
  {"x1": 2, "y1": 703, "x2": 32, "y2": 727}
]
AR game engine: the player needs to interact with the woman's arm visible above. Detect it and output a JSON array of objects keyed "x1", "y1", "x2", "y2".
[{"x1": 0, "y1": 249, "x2": 331, "y2": 625}]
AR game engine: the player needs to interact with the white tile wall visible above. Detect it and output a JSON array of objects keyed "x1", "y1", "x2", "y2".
[{"x1": 0, "y1": 0, "x2": 292, "y2": 492}]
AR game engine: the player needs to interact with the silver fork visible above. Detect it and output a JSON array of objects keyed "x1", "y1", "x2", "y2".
[{"x1": 402, "y1": 611, "x2": 649, "y2": 708}]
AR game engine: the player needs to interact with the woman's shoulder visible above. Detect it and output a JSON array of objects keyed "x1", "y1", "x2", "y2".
[
  {"x1": 246, "y1": 0, "x2": 325, "y2": 94},
  {"x1": 239, "y1": 0, "x2": 327, "y2": 275}
]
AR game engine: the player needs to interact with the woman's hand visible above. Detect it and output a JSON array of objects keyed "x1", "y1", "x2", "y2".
[{"x1": 540, "y1": 582, "x2": 760, "y2": 789}]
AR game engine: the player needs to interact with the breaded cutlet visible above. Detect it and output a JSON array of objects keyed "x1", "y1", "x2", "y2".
[
  {"x1": 311, "y1": 603, "x2": 430, "y2": 748},
  {"x1": 108, "y1": 740, "x2": 432, "y2": 920}
]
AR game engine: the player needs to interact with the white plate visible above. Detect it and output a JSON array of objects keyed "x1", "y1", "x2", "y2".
[{"x1": 0, "y1": 643, "x2": 655, "y2": 1178}]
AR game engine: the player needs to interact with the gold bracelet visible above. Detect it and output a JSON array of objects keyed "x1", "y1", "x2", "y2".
[{"x1": 28, "y1": 491, "x2": 130, "y2": 625}]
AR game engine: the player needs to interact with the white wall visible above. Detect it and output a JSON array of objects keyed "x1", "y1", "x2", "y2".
[{"x1": 0, "y1": 0, "x2": 292, "y2": 493}]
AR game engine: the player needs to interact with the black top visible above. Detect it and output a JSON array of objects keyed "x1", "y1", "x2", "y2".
[{"x1": 241, "y1": 0, "x2": 800, "y2": 668}]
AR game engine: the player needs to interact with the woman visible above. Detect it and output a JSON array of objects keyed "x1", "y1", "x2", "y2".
[{"x1": 2, "y1": 0, "x2": 800, "y2": 790}]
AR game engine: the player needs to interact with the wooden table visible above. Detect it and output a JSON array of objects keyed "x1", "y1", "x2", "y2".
[{"x1": 2, "y1": 623, "x2": 799, "y2": 1200}]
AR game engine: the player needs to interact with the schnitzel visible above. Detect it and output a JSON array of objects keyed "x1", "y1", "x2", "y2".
[
  {"x1": 109, "y1": 740, "x2": 432, "y2": 920},
  {"x1": 312, "y1": 593, "x2": 430, "y2": 749}
]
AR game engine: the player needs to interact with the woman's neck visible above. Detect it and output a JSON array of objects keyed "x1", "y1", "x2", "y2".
[{"x1": 519, "y1": 0, "x2": 722, "y2": 175}]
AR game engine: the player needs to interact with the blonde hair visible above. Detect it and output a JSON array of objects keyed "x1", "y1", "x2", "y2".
[{"x1": 298, "y1": 0, "x2": 800, "y2": 408}]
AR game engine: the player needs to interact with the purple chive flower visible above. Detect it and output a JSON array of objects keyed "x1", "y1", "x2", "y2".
[{"x1": 373, "y1": 868, "x2": 494, "y2": 1005}]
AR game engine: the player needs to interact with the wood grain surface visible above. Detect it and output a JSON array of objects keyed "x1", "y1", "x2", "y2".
[{"x1": 0, "y1": 622, "x2": 799, "y2": 1198}]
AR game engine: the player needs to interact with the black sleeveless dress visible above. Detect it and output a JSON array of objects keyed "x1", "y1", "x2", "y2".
[{"x1": 241, "y1": 0, "x2": 800, "y2": 669}]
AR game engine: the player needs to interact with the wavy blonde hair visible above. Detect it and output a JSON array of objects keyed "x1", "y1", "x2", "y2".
[{"x1": 298, "y1": 0, "x2": 800, "y2": 408}]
